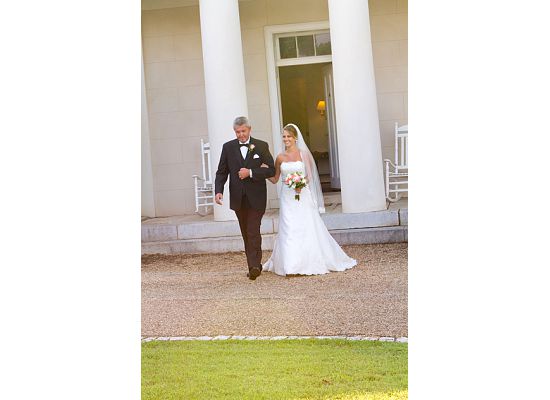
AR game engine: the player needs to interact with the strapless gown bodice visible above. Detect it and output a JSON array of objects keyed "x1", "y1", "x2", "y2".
[{"x1": 280, "y1": 160, "x2": 305, "y2": 175}]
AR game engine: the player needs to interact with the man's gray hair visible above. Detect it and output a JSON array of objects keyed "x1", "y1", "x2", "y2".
[{"x1": 233, "y1": 116, "x2": 250, "y2": 128}]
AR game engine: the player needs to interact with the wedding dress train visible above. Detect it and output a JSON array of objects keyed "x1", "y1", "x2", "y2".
[{"x1": 262, "y1": 161, "x2": 357, "y2": 276}]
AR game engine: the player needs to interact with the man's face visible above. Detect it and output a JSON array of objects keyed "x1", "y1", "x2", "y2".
[{"x1": 234, "y1": 124, "x2": 251, "y2": 143}]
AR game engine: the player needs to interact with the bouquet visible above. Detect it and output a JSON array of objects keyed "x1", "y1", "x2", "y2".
[{"x1": 284, "y1": 172, "x2": 307, "y2": 200}]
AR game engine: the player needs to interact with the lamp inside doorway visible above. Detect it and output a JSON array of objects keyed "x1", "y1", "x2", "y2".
[{"x1": 316, "y1": 100, "x2": 326, "y2": 117}]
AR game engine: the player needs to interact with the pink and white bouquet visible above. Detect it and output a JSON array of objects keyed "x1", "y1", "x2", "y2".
[{"x1": 284, "y1": 172, "x2": 307, "y2": 200}]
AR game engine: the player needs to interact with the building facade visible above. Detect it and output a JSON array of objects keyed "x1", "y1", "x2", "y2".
[{"x1": 142, "y1": 0, "x2": 408, "y2": 220}]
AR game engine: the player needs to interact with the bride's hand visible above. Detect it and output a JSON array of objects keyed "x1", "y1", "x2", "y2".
[{"x1": 295, "y1": 187, "x2": 302, "y2": 193}]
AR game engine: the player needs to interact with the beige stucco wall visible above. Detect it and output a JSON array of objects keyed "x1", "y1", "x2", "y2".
[
  {"x1": 369, "y1": 0, "x2": 408, "y2": 168},
  {"x1": 142, "y1": 6, "x2": 207, "y2": 216},
  {"x1": 142, "y1": 0, "x2": 407, "y2": 216}
]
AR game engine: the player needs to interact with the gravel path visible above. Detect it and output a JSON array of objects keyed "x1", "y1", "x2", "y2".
[{"x1": 142, "y1": 243, "x2": 407, "y2": 337}]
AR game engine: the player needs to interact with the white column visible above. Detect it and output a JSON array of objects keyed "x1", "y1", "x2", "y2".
[
  {"x1": 199, "y1": 0, "x2": 248, "y2": 221},
  {"x1": 328, "y1": 0, "x2": 386, "y2": 213},
  {"x1": 141, "y1": 50, "x2": 156, "y2": 217}
]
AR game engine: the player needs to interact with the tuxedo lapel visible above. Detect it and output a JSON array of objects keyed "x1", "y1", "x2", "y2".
[{"x1": 243, "y1": 137, "x2": 254, "y2": 166}]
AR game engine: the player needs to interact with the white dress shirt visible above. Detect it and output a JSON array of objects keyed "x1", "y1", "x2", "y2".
[
  {"x1": 239, "y1": 139, "x2": 250, "y2": 159},
  {"x1": 239, "y1": 139, "x2": 252, "y2": 177}
]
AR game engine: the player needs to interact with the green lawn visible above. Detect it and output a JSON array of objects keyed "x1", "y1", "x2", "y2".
[{"x1": 142, "y1": 339, "x2": 407, "y2": 400}]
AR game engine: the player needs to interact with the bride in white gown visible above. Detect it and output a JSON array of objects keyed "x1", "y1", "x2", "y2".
[{"x1": 262, "y1": 123, "x2": 357, "y2": 276}]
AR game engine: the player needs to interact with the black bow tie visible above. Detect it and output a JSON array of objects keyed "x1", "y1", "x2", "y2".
[{"x1": 239, "y1": 143, "x2": 249, "y2": 147}]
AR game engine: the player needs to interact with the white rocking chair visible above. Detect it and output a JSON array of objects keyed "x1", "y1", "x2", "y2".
[
  {"x1": 384, "y1": 123, "x2": 408, "y2": 202},
  {"x1": 192, "y1": 139, "x2": 215, "y2": 214}
]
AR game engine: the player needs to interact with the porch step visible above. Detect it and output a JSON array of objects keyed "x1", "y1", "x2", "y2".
[
  {"x1": 142, "y1": 208, "x2": 407, "y2": 242},
  {"x1": 141, "y1": 225, "x2": 407, "y2": 255},
  {"x1": 142, "y1": 205, "x2": 407, "y2": 255}
]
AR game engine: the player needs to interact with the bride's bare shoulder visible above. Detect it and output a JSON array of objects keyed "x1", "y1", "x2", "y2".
[{"x1": 275, "y1": 153, "x2": 286, "y2": 163}]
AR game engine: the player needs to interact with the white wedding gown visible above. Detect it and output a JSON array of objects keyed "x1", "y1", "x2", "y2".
[{"x1": 263, "y1": 161, "x2": 357, "y2": 276}]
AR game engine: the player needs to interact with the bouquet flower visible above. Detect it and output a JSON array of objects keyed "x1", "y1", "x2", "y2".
[{"x1": 284, "y1": 172, "x2": 307, "y2": 200}]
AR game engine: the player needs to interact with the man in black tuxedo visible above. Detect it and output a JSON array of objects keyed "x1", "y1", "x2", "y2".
[{"x1": 214, "y1": 116, "x2": 276, "y2": 280}]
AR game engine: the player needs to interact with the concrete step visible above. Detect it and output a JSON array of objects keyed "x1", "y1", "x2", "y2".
[
  {"x1": 142, "y1": 208, "x2": 407, "y2": 243},
  {"x1": 142, "y1": 204, "x2": 408, "y2": 254},
  {"x1": 142, "y1": 225, "x2": 407, "y2": 255}
]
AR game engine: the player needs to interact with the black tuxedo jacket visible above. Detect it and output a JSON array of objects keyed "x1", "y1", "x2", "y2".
[{"x1": 215, "y1": 137, "x2": 276, "y2": 211}]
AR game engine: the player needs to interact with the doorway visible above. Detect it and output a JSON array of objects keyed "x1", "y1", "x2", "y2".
[
  {"x1": 264, "y1": 22, "x2": 340, "y2": 193},
  {"x1": 278, "y1": 63, "x2": 340, "y2": 192}
]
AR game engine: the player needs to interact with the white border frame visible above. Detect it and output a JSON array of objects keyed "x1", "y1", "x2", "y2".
[{"x1": 264, "y1": 21, "x2": 330, "y2": 157}]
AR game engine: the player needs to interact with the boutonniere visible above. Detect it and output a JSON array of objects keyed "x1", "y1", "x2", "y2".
[{"x1": 248, "y1": 144, "x2": 255, "y2": 153}]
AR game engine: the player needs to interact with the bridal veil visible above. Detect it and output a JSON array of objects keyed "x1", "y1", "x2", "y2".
[{"x1": 283, "y1": 123, "x2": 325, "y2": 214}]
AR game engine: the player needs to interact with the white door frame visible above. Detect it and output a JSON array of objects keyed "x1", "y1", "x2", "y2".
[
  {"x1": 322, "y1": 64, "x2": 340, "y2": 189},
  {"x1": 264, "y1": 21, "x2": 331, "y2": 157}
]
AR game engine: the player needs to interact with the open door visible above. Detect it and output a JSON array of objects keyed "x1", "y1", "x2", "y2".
[{"x1": 322, "y1": 64, "x2": 340, "y2": 189}]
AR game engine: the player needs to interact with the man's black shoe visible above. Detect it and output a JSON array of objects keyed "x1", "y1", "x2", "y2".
[{"x1": 248, "y1": 267, "x2": 261, "y2": 280}]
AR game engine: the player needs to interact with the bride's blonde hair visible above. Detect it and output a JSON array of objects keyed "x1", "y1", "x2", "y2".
[{"x1": 283, "y1": 124, "x2": 298, "y2": 139}]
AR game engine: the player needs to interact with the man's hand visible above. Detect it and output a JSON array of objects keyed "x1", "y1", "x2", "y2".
[
  {"x1": 215, "y1": 193, "x2": 223, "y2": 205},
  {"x1": 238, "y1": 168, "x2": 251, "y2": 180}
]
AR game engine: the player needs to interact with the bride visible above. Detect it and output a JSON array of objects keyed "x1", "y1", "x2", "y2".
[{"x1": 262, "y1": 123, "x2": 357, "y2": 276}]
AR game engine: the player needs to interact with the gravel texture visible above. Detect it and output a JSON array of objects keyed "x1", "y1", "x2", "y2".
[{"x1": 142, "y1": 243, "x2": 407, "y2": 337}]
